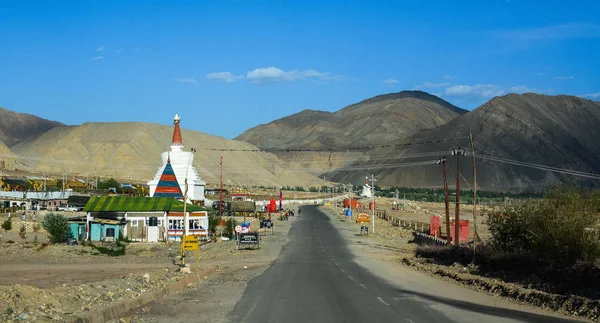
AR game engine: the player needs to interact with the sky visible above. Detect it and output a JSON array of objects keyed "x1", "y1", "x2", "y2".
[{"x1": 1, "y1": 0, "x2": 599, "y2": 139}]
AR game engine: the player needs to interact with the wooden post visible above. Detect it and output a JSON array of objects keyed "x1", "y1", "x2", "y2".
[
  {"x1": 455, "y1": 150, "x2": 461, "y2": 246},
  {"x1": 441, "y1": 158, "x2": 451, "y2": 244},
  {"x1": 470, "y1": 133, "x2": 478, "y2": 247}
]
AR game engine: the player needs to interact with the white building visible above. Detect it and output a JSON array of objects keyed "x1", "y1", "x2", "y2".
[{"x1": 148, "y1": 114, "x2": 206, "y2": 203}]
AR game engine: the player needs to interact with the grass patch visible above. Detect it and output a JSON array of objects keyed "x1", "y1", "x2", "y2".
[{"x1": 88, "y1": 241, "x2": 127, "y2": 257}]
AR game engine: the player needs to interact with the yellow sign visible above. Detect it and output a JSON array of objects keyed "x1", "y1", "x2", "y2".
[
  {"x1": 356, "y1": 213, "x2": 371, "y2": 224},
  {"x1": 181, "y1": 235, "x2": 199, "y2": 250}
]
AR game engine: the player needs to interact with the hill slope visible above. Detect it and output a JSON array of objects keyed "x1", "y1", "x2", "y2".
[
  {"x1": 326, "y1": 93, "x2": 600, "y2": 191},
  {"x1": 0, "y1": 140, "x2": 18, "y2": 170},
  {"x1": 0, "y1": 107, "x2": 63, "y2": 147},
  {"x1": 235, "y1": 91, "x2": 467, "y2": 175},
  {"x1": 11, "y1": 122, "x2": 326, "y2": 188},
  {"x1": 236, "y1": 90, "x2": 467, "y2": 149}
]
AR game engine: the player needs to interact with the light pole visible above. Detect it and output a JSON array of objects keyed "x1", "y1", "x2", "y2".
[
  {"x1": 180, "y1": 148, "x2": 195, "y2": 266},
  {"x1": 368, "y1": 175, "x2": 377, "y2": 233}
]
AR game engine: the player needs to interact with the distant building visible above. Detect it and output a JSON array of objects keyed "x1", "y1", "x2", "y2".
[{"x1": 148, "y1": 114, "x2": 205, "y2": 203}]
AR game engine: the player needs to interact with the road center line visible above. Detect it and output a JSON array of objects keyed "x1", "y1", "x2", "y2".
[
  {"x1": 348, "y1": 275, "x2": 355, "y2": 281},
  {"x1": 340, "y1": 268, "x2": 345, "y2": 273},
  {"x1": 360, "y1": 284, "x2": 367, "y2": 289},
  {"x1": 377, "y1": 297, "x2": 390, "y2": 306}
]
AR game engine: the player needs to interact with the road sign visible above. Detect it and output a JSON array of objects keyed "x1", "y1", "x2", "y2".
[
  {"x1": 235, "y1": 225, "x2": 242, "y2": 233},
  {"x1": 240, "y1": 226, "x2": 250, "y2": 234}
]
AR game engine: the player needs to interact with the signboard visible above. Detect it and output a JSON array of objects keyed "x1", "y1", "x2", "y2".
[
  {"x1": 356, "y1": 213, "x2": 370, "y2": 224},
  {"x1": 240, "y1": 227, "x2": 250, "y2": 233},
  {"x1": 234, "y1": 225, "x2": 242, "y2": 233},
  {"x1": 239, "y1": 232, "x2": 259, "y2": 244},
  {"x1": 260, "y1": 219, "x2": 273, "y2": 229},
  {"x1": 237, "y1": 232, "x2": 260, "y2": 250},
  {"x1": 181, "y1": 235, "x2": 199, "y2": 250}
]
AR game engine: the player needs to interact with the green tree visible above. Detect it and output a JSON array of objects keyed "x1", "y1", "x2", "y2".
[
  {"x1": 1, "y1": 218, "x2": 12, "y2": 232},
  {"x1": 41, "y1": 213, "x2": 70, "y2": 244}
]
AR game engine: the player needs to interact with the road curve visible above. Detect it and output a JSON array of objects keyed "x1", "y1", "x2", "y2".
[{"x1": 228, "y1": 205, "x2": 580, "y2": 323}]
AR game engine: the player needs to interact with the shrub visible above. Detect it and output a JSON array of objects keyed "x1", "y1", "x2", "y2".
[
  {"x1": 485, "y1": 185, "x2": 600, "y2": 265},
  {"x1": 1, "y1": 219, "x2": 12, "y2": 232},
  {"x1": 33, "y1": 222, "x2": 41, "y2": 233},
  {"x1": 19, "y1": 224, "x2": 26, "y2": 241},
  {"x1": 41, "y1": 213, "x2": 70, "y2": 244}
]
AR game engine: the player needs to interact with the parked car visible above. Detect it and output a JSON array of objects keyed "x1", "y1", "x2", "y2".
[{"x1": 58, "y1": 204, "x2": 81, "y2": 211}]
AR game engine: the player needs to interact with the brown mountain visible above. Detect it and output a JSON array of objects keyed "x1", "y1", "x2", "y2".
[
  {"x1": 235, "y1": 91, "x2": 467, "y2": 175},
  {"x1": 0, "y1": 140, "x2": 18, "y2": 171},
  {"x1": 10, "y1": 121, "x2": 326, "y2": 188},
  {"x1": 326, "y1": 93, "x2": 600, "y2": 191},
  {"x1": 0, "y1": 107, "x2": 63, "y2": 147},
  {"x1": 236, "y1": 90, "x2": 467, "y2": 149}
]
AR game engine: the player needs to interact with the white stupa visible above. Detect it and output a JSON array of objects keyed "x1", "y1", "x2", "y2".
[
  {"x1": 148, "y1": 114, "x2": 205, "y2": 202},
  {"x1": 361, "y1": 177, "x2": 373, "y2": 198}
]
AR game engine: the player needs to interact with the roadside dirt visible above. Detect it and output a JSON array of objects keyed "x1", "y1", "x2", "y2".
[
  {"x1": 113, "y1": 212, "x2": 299, "y2": 323},
  {"x1": 0, "y1": 214, "x2": 286, "y2": 323}
]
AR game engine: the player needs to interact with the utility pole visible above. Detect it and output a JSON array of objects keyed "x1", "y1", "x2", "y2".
[
  {"x1": 451, "y1": 147, "x2": 464, "y2": 246},
  {"x1": 219, "y1": 156, "x2": 223, "y2": 217},
  {"x1": 438, "y1": 157, "x2": 451, "y2": 244},
  {"x1": 470, "y1": 133, "x2": 478, "y2": 248},
  {"x1": 368, "y1": 174, "x2": 377, "y2": 233}
]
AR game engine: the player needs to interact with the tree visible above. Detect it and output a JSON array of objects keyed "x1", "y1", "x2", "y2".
[
  {"x1": 41, "y1": 213, "x2": 70, "y2": 244},
  {"x1": 1, "y1": 218, "x2": 12, "y2": 232}
]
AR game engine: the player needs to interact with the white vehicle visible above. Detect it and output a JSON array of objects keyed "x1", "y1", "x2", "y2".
[{"x1": 58, "y1": 204, "x2": 80, "y2": 212}]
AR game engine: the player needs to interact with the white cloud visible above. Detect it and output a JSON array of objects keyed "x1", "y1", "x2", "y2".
[
  {"x1": 115, "y1": 48, "x2": 124, "y2": 54},
  {"x1": 90, "y1": 56, "x2": 103, "y2": 61},
  {"x1": 581, "y1": 92, "x2": 600, "y2": 99},
  {"x1": 553, "y1": 76, "x2": 575, "y2": 80},
  {"x1": 443, "y1": 84, "x2": 504, "y2": 99},
  {"x1": 246, "y1": 67, "x2": 339, "y2": 84},
  {"x1": 382, "y1": 79, "x2": 399, "y2": 87},
  {"x1": 495, "y1": 23, "x2": 600, "y2": 40},
  {"x1": 175, "y1": 78, "x2": 198, "y2": 84},
  {"x1": 96, "y1": 47, "x2": 104, "y2": 52},
  {"x1": 443, "y1": 75, "x2": 457, "y2": 80},
  {"x1": 440, "y1": 84, "x2": 549, "y2": 101},
  {"x1": 206, "y1": 72, "x2": 244, "y2": 83},
  {"x1": 414, "y1": 82, "x2": 451, "y2": 90}
]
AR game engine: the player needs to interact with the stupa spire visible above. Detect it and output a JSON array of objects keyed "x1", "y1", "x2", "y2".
[{"x1": 172, "y1": 114, "x2": 183, "y2": 147}]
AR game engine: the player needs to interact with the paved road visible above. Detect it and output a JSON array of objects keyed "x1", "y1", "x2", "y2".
[{"x1": 228, "y1": 205, "x2": 580, "y2": 323}]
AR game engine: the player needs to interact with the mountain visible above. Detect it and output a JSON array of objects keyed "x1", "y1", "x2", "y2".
[
  {"x1": 325, "y1": 93, "x2": 600, "y2": 191},
  {"x1": 10, "y1": 122, "x2": 326, "y2": 188},
  {"x1": 235, "y1": 91, "x2": 467, "y2": 175},
  {"x1": 0, "y1": 140, "x2": 18, "y2": 170},
  {"x1": 236, "y1": 90, "x2": 467, "y2": 149},
  {"x1": 0, "y1": 107, "x2": 63, "y2": 147}
]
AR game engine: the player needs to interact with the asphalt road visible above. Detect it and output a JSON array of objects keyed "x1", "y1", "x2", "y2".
[{"x1": 228, "y1": 205, "x2": 580, "y2": 323}]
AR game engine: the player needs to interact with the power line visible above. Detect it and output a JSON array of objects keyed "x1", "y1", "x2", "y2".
[{"x1": 197, "y1": 137, "x2": 468, "y2": 152}]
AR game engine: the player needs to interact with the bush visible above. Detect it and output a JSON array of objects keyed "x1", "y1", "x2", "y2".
[
  {"x1": 33, "y1": 222, "x2": 41, "y2": 233},
  {"x1": 485, "y1": 185, "x2": 600, "y2": 265},
  {"x1": 41, "y1": 213, "x2": 70, "y2": 244},
  {"x1": 19, "y1": 224, "x2": 26, "y2": 241},
  {"x1": 1, "y1": 219, "x2": 12, "y2": 232}
]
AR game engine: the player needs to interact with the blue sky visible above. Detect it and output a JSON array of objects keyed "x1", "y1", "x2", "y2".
[{"x1": 1, "y1": 0, "x2": 599, "y2": 139}]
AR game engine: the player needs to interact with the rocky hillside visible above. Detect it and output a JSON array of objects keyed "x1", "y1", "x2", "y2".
[
  {"x1": 0, "y1": 107, "x2": 63, "y2": 147},
  {"x1": 0, "y1": 140, "x2": 18, "y2": 170},
  {"x1": 236, "y1": 91, "x2": 467, "y2": 175},
  {"x1": 236, "y1": 90, "x2": 466, "y2": 149},
  {"x1": 10, "y1": 122, "x2": 326, "y2": 188},
  {"x1": 326, "y1": 93, "x2": 600, "y2": 191}
]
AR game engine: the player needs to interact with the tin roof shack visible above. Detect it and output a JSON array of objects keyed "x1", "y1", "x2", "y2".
[
  {"x1": 67, "y1": 215, "x2": 87, "y2": 241},
  {"x1": 83, "y1": 196, "x2": 209, "y2": 242}
]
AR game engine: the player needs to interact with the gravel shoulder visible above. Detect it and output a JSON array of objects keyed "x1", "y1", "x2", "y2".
[{"x1": 114, "y1": 213, "x2": 299, "y2": 323}]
